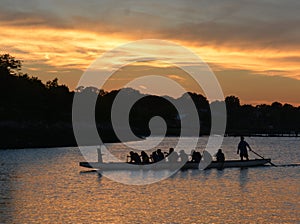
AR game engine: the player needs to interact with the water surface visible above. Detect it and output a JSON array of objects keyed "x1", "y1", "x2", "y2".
[{"x1": 0, "y1": 137, "x2": 299, "y2": 223}]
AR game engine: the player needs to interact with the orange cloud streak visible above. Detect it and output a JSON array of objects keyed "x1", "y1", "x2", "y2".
[
  {"x1": 1, "y1": 25, "x2": 300, "y2": 79},
  {"x1": 1, "y1": 24, "x2": 299, "y2": 105}
]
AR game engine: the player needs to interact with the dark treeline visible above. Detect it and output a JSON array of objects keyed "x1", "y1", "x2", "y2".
[{"x1": 0, "y1": 54, "x2": 299, "y2": 148}]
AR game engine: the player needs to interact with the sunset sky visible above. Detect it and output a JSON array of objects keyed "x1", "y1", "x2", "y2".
[{"x1": 1, "y1": 0, "x2": 300, "y2": 105}]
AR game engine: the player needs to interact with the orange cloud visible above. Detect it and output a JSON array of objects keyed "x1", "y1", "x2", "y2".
[{"x1": 167, "y1": 74, "x2": 186, "y2": 81}]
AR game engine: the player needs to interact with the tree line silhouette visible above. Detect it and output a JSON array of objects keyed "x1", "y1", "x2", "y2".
[{"x1": 0, "y1": 54, "x2": 299, "y2": 148}]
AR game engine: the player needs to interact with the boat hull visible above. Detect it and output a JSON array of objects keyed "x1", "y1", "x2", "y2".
[{"x1": 79, "y1": 159, "x2": 271, "y2": 171}]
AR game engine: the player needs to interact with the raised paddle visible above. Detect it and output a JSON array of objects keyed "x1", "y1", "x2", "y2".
[{"x1": 250, "y1": 149, "x2": 277, "y2": 167}]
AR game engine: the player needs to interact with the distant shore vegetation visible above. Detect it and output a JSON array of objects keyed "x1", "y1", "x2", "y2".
[{"x1": 1, "y1": 54, "x2": 299, "y2": 148}]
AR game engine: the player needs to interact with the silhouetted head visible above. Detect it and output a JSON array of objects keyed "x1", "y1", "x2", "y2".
[
  {"x1": 169, "y1": 148, "x2": 174, "y2": 153},
  {"x1": 157, "y1": 149, "x2": 161, "y2": 153},
  {"x1": 240, "y1": 136, "x2": 244, "y2": 141},
  {"x1": 218, "y1": 149, "x2": 222, "y2": 153},
  {"x1": 130, "y1": 151, "x2": 134, "y2": 155}
]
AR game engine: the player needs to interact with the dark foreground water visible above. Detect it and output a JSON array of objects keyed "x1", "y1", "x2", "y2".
[{"x1": 0, "y1": 137, "x2": 299, "y2": 223}]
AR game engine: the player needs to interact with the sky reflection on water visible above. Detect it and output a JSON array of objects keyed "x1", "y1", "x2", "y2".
[{"x1": 0, "y1": 137, "x2": 299, "y2": 223}]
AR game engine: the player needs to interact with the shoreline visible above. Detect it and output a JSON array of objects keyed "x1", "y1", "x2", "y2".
[{"x1": 1, "y1": 134, "x2": 299, "y2": 150}]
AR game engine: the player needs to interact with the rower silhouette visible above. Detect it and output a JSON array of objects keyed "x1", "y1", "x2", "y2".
[{"x1": 237, "y1": 136, "x2": 252, "y2": 161}]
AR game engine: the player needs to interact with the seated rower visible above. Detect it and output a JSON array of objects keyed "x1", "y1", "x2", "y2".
[
  {"x1": 166, "y1": 148, "x2": 179, "y2": 163},
  {"x1": 129, "y1": 151, "x2": 141, "y2": 164},
  {"x1": 215, "y1": 149, "x2": 225, "y2": 162},
  {"x1": 156, "y1": 149, "x2": 165, "y2": 162},
  {"x1": 191, "y1": 150, "x2": 202, "y2": 163},
  {"x1": 140, "y1": 151, "x2": 150, "y2": 164},
  {"x1": 151, "y1": 151, "x2": 159, "y2": 163},
  {"x1": 179, "y1": 150, "x2": 188, "y2": 163}
]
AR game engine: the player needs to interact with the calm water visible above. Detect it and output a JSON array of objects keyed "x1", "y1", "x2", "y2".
[{"x1": 0, "y1": 137, "x2": 299, "y2": 223}]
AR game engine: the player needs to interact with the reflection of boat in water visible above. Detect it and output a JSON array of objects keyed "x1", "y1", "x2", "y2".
[{"x1": 79, "y1": 159, "x2": 271, "y2": 171}]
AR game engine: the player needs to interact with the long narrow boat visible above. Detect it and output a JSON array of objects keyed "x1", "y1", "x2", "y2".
[{"x1": 79, "y1": 158, "x2": 271, "y2": 171}]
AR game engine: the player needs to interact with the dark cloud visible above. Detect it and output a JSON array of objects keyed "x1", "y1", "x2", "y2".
[
  {"x1": 167, "y1": 19, "x2": 300, "y2": 50},
  {"x1": 1, "y1": 0, "x2": 299, "y2": 51},
  {"x1": 0, "y1": 10, "x2": 70, "y2": 28}
]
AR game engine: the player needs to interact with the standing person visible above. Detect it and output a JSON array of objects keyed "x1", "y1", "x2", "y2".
[{"x1": 237, "y1": 136, "x2": 252, "y2": 161}]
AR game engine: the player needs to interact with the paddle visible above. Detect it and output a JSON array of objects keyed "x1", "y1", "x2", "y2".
[{"x1": 250, "y1": 149, "x2": 277, "y2": 167}]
